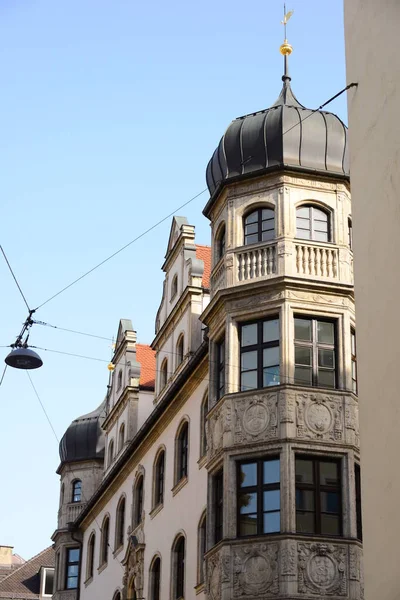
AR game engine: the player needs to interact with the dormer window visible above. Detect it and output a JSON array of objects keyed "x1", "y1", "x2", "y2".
[
  {"x1": 41, "y1": 567, "x2": 54, "y2": 596},
  {"x1": 296, "y1": 205, "x2": 331, "y2": 242},
  {"x1": 244, "y1": 208, "x2": 275, "y2": 245},
  {"x1": 171, "y1": 274, "x2": 178, "y2": 300}
]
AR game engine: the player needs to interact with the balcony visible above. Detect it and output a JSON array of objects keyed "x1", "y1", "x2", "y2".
[
  {"x1": 58, "y1": 502, "x2": 87, "y2": 529},
  {"x1": 210, "y1": 239, "x2": 352, "y2": 296}
]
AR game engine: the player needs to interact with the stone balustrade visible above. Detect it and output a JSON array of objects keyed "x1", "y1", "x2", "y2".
[
  {"x1": 58, "y1": 502, "x2": 87, "y2": 529},
  {"x1": 295, "y1": 242, "x2": 338, "y2": 278},
  {"x1": 236, "y1": 243, "x2": 277, "y2": 282}
]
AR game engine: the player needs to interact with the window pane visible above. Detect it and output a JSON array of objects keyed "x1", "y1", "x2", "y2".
[
  {"x1": 295, "y1": 318, "x2": 311, "y2": 341},
  {"x1": 245, "y1": 234, "x2": 259, "y2": 245},
  {"x1": 294, "y1": 366, "x2": 312, "y2": 386},
  {"x1": 68, "y1": 549, "x2": 80, "y2": 562},
  {"x1": 262, "y1": 229, "x2": 274, "y2": 241},
  {"x1": 263, "y1": 490, "x2": 280, "y2": 511},
  {"x1": 296, "y1": 228, "x2": 311, "y2": 240},
  {"x1": 245, "y1": 211, "x2": 258, "y2": 224},
  {"x1": 297, "y1": 207, "x2": 310, "y2": 218},
  {"x1": 68, "y1": 565, "x2": 79, "y2": 577},
  {"x1": 263, "y1": 511, "x2": 280, "y2": 533},
  {"x1": 351, "y1": 332, "x2": 356, "y2": 355},
  {"x1": 296, "y1": 489, "x2": 315, "y2": 511},
  {"x1": 262, "y1": 209, "x2": 274, "y2": 220},
  {"x1": 320, "y1": 461, "x2": 339, "y2": 485},
  {"x1": 263, "y1": 347, "x2": 279, "y2": 368},
  {"x1": 263, "y1": 366, "x2": 280, "y2": 387},
  {"x1": 67, "y1": 577, "x2": 77, "y2": 589},
  {"x1": 321, "y1": 491, "x2": 340, "y2": 513},
  {"x1": 262, "y1": 220, "x2": 274, "y2": 231},
  {"x1": 318, "y1": 369, "x2": 335, "y2": 388},
  {"x1": 295, "y1": 346, "x2": 312, "y2": 366},
  {"x1": 321, "y1": 514, "x2": 340, "y2": 536},
  {"x1": 318, "y1": 348, "x2": 335, "y2": 368},
  {"x1": 239, "y1": 463, "x2": 257, "y2": 487},
  {"x1": 313, "y1": 208, "x2": 328, "y2": 222},
  {"x1": 238, "y1": 492, "x2": 257, "y2": 514},
  {"x1": 241, "y1": 324, "x2": 258, "y2": 347},
  {"x1": 317, "y1": 321, "x2": 334, "y2": 344},
  {"x1": 263, "y1": 319, "x2": 279, "y2": 342},
  {"x1": 314, "y1": 230, "x2": 329, "y2": 242},
  {"x1": 296, "y1": 459, "x2": 314, "y2": 484},
  {"x1": 241, "y1": 370, "x2": 258, "y2": 391},
  {"x1": 314, "y1": 219, "x2": 328, "y2": 233},
  {"x1": 263, "y1": 459, "x2": 280, "y2": 484},
  {"x1": 241, "y1": 350, "x2": 257, "y2": 371},
  {"x1": 297, "y1": 216, "x2": 311, "y2": 228},
  {"x1": 45, "y1": 571, "x2": 54, "y2": 595},
  {"x1": 245, "y1": 223, "x2": 258, "y2": 235},
  {"x1": 239, "y1": 514, "x2": 257, "y2": 536},
  {"x1": 296, "y1": 511, "x2": 315, "y2": 533}
]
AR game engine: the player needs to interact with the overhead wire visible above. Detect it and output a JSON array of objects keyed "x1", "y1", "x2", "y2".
[{"x1": 0, "y1": 244, "x2": 31, "y2": 312}]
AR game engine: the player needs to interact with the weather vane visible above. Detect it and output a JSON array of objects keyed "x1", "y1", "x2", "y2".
[{"x1": 280, "y1": 4, "x2": 294, "y2": 60}]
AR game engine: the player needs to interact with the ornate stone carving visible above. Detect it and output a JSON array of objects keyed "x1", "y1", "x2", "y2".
[
  {"x1": 296, "y1": 394, "x2": 343, "y2": 441},
  {"x1": 345, "y1": 402, "x2": 360, "y2": 447},
  {"x1": 234, "y1": 394, "x2": 277, "y2": 444},
  {"x1": 279, "y1": 392, "x2": 295, "y2": 423},
  {"x1": 349, "y1": 546, "x2": 360, "y2": 581},
  {"x1": 207, "y1": 553, "x2": 222, "y2": 600},
  {"x1": 229, "y1": 291, "x2": 285, "y2": 311},
  {"x1": 281, "y1": 542, "x2": 296, "y2": 576},
  {"x1": 121, "y1": 532, "x2": 145, "y2": 600},
  {"x1": 208, "y1": 401, "x2": 232, "y2": 458},
  {"x1": 298, "y1": 542, "x2": 347, "y2": 596},
  {"x1": 233, "y1": 543, "x2": 278, "y2": 597}
]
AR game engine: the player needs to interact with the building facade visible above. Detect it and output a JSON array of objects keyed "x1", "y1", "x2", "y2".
[
  {"x1": 51, "y1": 53, "x2": 362, "y2": 600},
  {"x1": 344, "y1": 2, "x2": 400, "y2": 599}
]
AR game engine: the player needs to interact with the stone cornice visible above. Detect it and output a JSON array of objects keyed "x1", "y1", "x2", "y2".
[{"x1": 152, "y1": 286, "x2": 202, "y2": 349}]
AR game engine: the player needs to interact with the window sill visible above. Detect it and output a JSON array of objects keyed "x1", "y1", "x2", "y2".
[
  {"x1": 172, "y1": 476, "x2": 188, "y2": 496},
  {"x1": 84, "y1": 576, "x2": 93, "y2": 587},
  {"x1": 97, "y1": 562, "x2": 108, "y2": 574},
  {"x1": 198, "y1": 455, "x2": 207, "y2": 469},
  {"x1": 195, "y1": 582, "x2": 205, "y2": 595},
  {"x1": 149, "y1": 503, "x2": 164, "y2": 520},
  {"x1": 113, "y1": 544, "x2": 124, "y2": 558}
]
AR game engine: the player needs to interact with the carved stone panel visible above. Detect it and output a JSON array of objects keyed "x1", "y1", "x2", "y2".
[
  {"x1": 280, "y1": 540, "x2": 296, "y2": 576},
  {"x1": 345, "y1": 400, "x2": 360, "y2": 447},
  {"x1": 233, "y1": 543, "x2": 279, "y2": 597},
  {"x1": 208, "y1": 400, "x2": 232, "y2": 459},
  {"x1": 234, "y1": 394, "x2": 278, "y2": 445},
  {"x1": 298, "y1": 542, "x2": 347, "y2": 596},
  {"x1": 295, "y1": 393, "x2": 343, "y2": 442},
  {"x1": 207, "y1": 552, "x2": 222, "y2": 600}
]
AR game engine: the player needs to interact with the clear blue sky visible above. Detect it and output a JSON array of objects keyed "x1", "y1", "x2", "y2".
[{"x1": 0, "y1": 1, "x2": 347, "y2": 560}]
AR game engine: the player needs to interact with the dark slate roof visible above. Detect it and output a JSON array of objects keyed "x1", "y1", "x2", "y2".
[
  {"x1": 59, "y1": 399, "x2": 106, "y2": 467},
  {"x1": 0, "y1": 546, "x2": 54, "y2": 599},
  {"x1": 204, "y1": 76, "x2": 349, "y2": 215}
]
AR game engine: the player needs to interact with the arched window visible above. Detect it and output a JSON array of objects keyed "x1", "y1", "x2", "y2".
[
  {"x1": 100, "y1": 515, "x2": 110, "y2": 566},
  {"x1": 149, "y1": 556, "x2": 161, "y2": 600},
  {"x1": 86, "y1": 532, "x2": 95, "y2": 580},
  {"x1": 296, "y1": 205, "x2": 331, "y2": 242},
  {"x1": 117, "y1": 369, "x2": 123, "y2": 390},
  {"x1": 113, "y1": 591, "x2": 122, "y2": 600},
  {"x1": 60, "y1": 483, "x2": 65, "y2": 506},
  {"x1": 176, "y1": 335, "x2": 184, "y2": 369},
  {"x1": 108, "y1": 440, "x2": 115, "y2": 467},
  {"x1": 244, "y1": 208, "x2": 275, "y2": 245},
  {"x1": 171, "y1": 274, "x2": 178, "y2": 299},
  {"x1": 172, "y1": 536, "x2": 185, "y2": 600},
  {"x1": 119, "y1": 423, "x2": 125, "y2": 452},
  {"x1": 115, "y1": 496, "x2": 126, "y2": 550},
  {"x1": 176, "y1": 422, "x2": 189, "y2": 483},
  {"x1": 197, "y1": 512, "x2": 207, "y2": 585},
  {"x1": 216, "y1": 225, "x2": 226, "y2": 261},
  {"x1": 200, "y1": 394, "x2": 208, "y2": 458},
  {"x1": 154, "y1": 450, "x2": 165, "y2": 507},
  {"x1": 160, "y1": 359, "x2": 168, "y2": 389},
  {"x1": 348, "y1": 217, "x2": 353, "y2": 250},
  {"x1": 72, "y1": 480, "x2": 82, "y2": 503},
  {"x1": 133, "y1": 476, "x2": 144, "y2": 527}
]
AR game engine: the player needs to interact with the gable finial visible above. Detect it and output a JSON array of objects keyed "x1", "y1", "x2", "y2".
[{"x1": 280, "y1": 4, "x2": 294, "y2": 80}]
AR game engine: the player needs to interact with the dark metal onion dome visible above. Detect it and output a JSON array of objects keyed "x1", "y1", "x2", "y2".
[
  {"x1": 59, "y1": 400, "x2": 106, "y2": 466},
  {"x1": 205, "y1": 74, "x2": 349, "y2": 211}
]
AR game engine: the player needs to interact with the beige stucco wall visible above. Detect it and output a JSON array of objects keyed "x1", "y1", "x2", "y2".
[{"x1": 344, "y1": 2, "x2": 400, "y2": 598}]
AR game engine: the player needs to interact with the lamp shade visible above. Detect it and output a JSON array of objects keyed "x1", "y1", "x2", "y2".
[{"x1": 5, "y1": 347, "x2": 43, "y2": 370}]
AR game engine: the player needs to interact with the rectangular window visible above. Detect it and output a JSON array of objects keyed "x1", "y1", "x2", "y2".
[
  {"x1": 296, "y1": 457, "x2": 342, "y2": 536},
  {"x1": 65, "y1": 548, "x2": 80, "y2": 590},
  {"x1": 294, "y1": 317, "x2": 336, "y2": 388},
  {"x1": 355, "y1": 463, "x2": 363, "y2": 541},
  {"x1": 351, "y1": 329, "x2": 357, "y2": 394},
  {"x1": 216, "y1": 339, "x2": 225, "y2": 400},
  {"x1": 237, "y1": 457, "x2": 280, "y2": 536},
  {"x1": 240, "y1": 318, "x2": 280, "y2": 392},
  {"x1": 214, "y1": 470, "x2": 223, "y2": 543}
]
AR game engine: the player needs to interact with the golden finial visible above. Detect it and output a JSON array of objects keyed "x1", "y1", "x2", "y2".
[
  {"x1": 280, "y1": 5, "x2": 294, "y2": 56},
  {"x1": 108, "y1": 362, "x2": 115, "y2": 371}
]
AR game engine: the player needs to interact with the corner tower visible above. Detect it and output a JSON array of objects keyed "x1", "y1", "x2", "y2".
[{"x1": 202, "y1": 27, "x2": 362, "y2": 600}]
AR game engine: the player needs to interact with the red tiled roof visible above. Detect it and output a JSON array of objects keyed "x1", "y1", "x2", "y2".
[
  {"x1": 136, "y1": 344, "x2": 156, "y2": 389},
  {"x1": 0, "y1": 546, "x2": 54, "y2": 598},
  {"x1": 196, "y1": 245, "x2": 211, "y2": 289}
]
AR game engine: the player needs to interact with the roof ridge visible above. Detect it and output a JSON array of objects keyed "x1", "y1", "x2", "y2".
[
  {"x1": 195, "y1": 243, "x2": 211, "y2": 249},
  {"x1": 0, "y1": 546, "x2": 52, "y2": 585}
]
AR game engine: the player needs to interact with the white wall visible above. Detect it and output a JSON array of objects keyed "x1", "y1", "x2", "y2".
[{"x1": 344, "y1": 2, "x2": 400, "y2": 598}]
